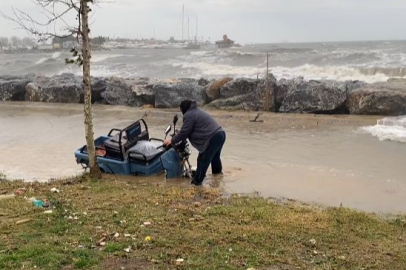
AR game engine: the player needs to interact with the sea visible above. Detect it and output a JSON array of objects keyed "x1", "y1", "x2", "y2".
[
  {"x1": 1, "y1": 40, "x2": 406, "y2": 143},
  {"x1": 1, "y1": 40, "x2": 406, "y2": 82}
]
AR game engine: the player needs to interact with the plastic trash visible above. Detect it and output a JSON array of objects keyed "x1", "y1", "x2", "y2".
[
  {"x1": 50, "y1": 188, "x2": 60, "y2": 193},
  {"x1": 42, "y1": 200, "x2": 50, "y2": 208},
  {"x1": 175, "y1": 258, "x2": 184, "y2": 265},
  {"x1": 32, "y1": 199, "x2": 44, "y2": 208},
  {"x1": 16, "y1": 219, "x2": 31, "y2": 225},
  {"x1": 0, "y1": 194, "x2": 15, "y2": 200}
]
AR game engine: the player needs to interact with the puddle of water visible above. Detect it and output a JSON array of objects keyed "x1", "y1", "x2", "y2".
[{"x1": 1, "y1": 102, "x2": 405, "y2": 214}]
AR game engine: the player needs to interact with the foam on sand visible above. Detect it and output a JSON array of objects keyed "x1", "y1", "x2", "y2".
[{"x1": 361, "y1": 116, "x2": 406, "y2": 143}]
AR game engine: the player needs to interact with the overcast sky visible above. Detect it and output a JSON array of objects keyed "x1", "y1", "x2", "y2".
[{"x1": 1, "y1": 0, "x2": 405, "y2": 44}]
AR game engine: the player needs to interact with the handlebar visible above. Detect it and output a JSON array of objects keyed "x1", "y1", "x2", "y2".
[{"x1": 157, "y1": 144, "x2": 171, "y2": 150}]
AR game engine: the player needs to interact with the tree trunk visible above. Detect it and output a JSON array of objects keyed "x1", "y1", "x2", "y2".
[{"x1": 81, "y1": 0, "x2": 101, "y2": 178}]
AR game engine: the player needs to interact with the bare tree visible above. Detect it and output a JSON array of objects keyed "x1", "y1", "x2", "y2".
[
  {"x1": 10, "y1": 36, "x2": 22, "y2": 47},
  {"x1": 1, "y1": 0, "x2": 102, "y2": 178},
  {"x1": 22, "y1": 37, "x2": 36, "y2": 47},
  {"x1": 0, "y1": 37, "x2": 8, "y2": 48}
]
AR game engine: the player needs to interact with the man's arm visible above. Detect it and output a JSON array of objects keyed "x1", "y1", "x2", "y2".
[{"x1": 171, "y1": 114, "x2": 195, "y2": 145}]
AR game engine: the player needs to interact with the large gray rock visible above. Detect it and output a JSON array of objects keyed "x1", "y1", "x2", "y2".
[
  {"x1": 101, "y1": 77, "x2": 153, "y2": 107},
  {"x1": 220, "y1": 78, "x2": 262, "y2": 99},
  {"x1": 208, "y1": 75, "x2": 278, "y2": 111},
  {"x1": 278, "y1": 79, "x2": 350, "y2": 114},
  {"x1": 25, "y1": 73, "x2": 82, "y2": 103},
  {"x1": 198, "y1": 78, "x2": 210, "y2": 87},
  {"x1": 154, "y1": 82, "x2": 205, "y2": 108},
  {"x1": 208, "y1": 91, "x2": 263, "y2": 111},
  {"x1": 346, "y1": 79, "x2": 406, "y2": 115},
  {"x1": 0, "y1": 75, "x2": 31, "y2": 101},
  {"x1": 204, "y1": 77, "x2": 233, "y2": 102},
  {"x1": 91, "y1": 78, "x2": 107, "y2": 103}
]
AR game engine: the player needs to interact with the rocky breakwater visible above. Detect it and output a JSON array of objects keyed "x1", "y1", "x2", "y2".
[
  {"x1": 0, "y1": 74, "x2": 208, "y2": 108},
  {"x1": 0, "y1": 75, "x2": 33, "y2": 101},
  {"x1": 1, "y1": 73, "x2": 406, "y2": 116},
  {"x1": 206, "y1": 76, "x2": 406, "y2": 116},
  {"x1": 276, "y1": 78, "x2": 365, "y2": 114},
  {"x1": 346, "y1": 78, "x2": 406, "y2": 115},
  {"x1": 25, "y1": 74, "x2": 83, "y2": 103}
]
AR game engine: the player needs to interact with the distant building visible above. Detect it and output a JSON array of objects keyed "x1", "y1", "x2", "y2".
[
  {"x1": 52, "y1": 36, "x2": 78, "y2": 50},
  {"x1": 37, "y1": 44, "x2": 53, "y2": 50},
  {"x1": 63, "y1": 41, "x2": 77, "y2": 49},
  {"x1": 215, "y1": 34, "x2": 235, "y2": 49}
]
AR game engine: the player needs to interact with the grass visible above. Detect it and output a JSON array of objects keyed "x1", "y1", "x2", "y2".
[{"x1": 0, "y1": 175, "x2": 405, "y2": 270}]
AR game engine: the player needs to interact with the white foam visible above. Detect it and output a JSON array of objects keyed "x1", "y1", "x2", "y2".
[
  {"x1": 190, "y1": 50, "x2": 211, "y2": 56},
  {"x1": 91, "y1": 54, "x2": 126, "y2": 63},
  {"x1": 362, "y1": 125, "x2": 406, "y2": 143},
  {"x1": 271, "y1": 64, "x2": 398, "y2": 83},
  {"x1": 52, "y1": 51, "x2": 62, "y2": 59},
  {"x1": 361, "y1": 116, "x2": 406, "y2": 143},
  {"x1": 59, "y1": 64, "x2": 139, "y2": 78},
  {"x1": 171, "y1": 60, "x2": 262, "y2": 78},
  {"x1": 377, "y1": 117, "x2": 406, "y2": 128},
  {"x1": 35, "y1": 51, "x2": 63, "y2": 64},
  {"x1": 35, "y1": 58, "x2": 48, "y2": 64}
]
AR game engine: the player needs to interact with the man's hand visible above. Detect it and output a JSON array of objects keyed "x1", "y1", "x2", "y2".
[{"x1": 163, "y1": 138, "x2": 172, "y2": 146}]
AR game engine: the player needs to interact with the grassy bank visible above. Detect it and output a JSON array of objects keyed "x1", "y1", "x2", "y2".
[{"x1": 0, "y1": 176, "x2": 405, "y2": 270}]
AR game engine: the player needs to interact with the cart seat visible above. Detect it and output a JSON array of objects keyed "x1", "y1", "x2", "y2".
[
  {"x1": 104, "y1": 120, "x2": 149, "y2": 160},
  {"x1": 104, "y1": 133, "x2": 128, "y2": 150},
  {"x1": 127, "y1": 140, "x2": 165, "y2": 163}
]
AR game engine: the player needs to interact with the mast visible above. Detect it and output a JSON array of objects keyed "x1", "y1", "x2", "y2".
[
  {"x1": 182, "y1": 5, "x2": 184, "y2": 41},
  {"x1": 196, "y1": 16, "x2": 198, "y2": 41},
  {"x1": 188, "y1": 18, "x2": 190, "y2": 41}
]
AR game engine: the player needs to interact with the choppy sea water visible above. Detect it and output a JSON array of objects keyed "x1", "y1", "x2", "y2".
[{"x1": 1, "y1": 40, "x2": 406, "y2": 83}]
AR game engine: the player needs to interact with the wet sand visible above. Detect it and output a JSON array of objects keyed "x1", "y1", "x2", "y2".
[{"x1": 1, "y1": 101, "x2": 405, "y2": 214}]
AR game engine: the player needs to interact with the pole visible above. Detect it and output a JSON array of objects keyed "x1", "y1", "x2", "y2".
[
  {"x1": 188, "y1": 18, "x2": 190, "y2": 41},
  {"x1": 265, "y1": 52, "x2": 270, "y2": 111}
]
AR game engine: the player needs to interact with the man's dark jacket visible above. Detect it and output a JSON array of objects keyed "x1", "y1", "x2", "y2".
[{"x1": 171, "y1": 102, "x2": 223, "y2": 153}]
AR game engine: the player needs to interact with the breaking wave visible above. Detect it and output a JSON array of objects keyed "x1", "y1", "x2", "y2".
[
  {"x1": 361, "y1": 117, "x2": 406, "y2": 143},
  {"x1": 91, "y1": 54, "x2": 126, "y2": 63},
  {"x1": 35, "y1": 51, "x2": 63, "y2": 65},
  {"x1": 271, "y1": 64, "x2": 402, "y2": 83},
  {"x1": 359, "y1": 67, "x2": 406, "y2": 77}
]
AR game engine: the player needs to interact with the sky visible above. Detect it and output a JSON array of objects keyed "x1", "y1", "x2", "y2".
[{"x1": 0, "y1": 0, "x2": 405, "y2": 44}]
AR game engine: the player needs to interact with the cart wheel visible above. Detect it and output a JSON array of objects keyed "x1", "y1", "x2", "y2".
[{"x1": 80, "y1": 163, "x2": 89, "y2": 170}]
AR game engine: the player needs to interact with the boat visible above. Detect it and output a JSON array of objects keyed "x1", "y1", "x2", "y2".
[{"x1": 185, "y1": 41, "x2": 201, "y2": 50}]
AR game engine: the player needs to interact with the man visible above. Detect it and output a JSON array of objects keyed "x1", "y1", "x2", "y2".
[{"x1": 163, "y1": 100, "x2": 226, "y2": 186}]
